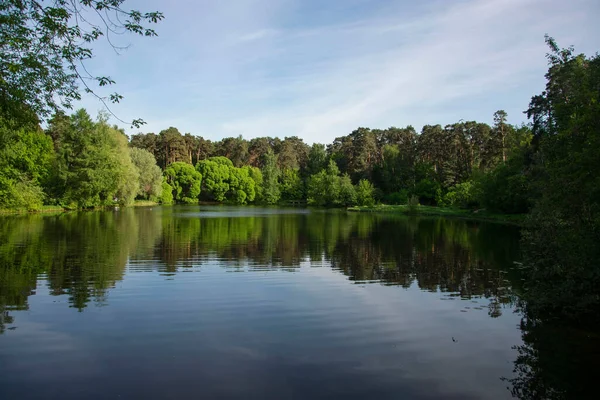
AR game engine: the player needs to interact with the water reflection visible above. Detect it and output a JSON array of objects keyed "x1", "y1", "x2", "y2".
[
  {"x1": 503, "y1": 317, "x2": 599, "y2": 400},
  {"x1": 3, "y1": 206, "x2": 580, "y2": 399},
  {"x1": 1, "y1": 207, "x2": 522, "y2": 327}
]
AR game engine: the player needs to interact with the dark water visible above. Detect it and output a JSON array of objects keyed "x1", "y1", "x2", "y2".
[{"x1": 0, "y1": 206, "x2": 587, "y2": 399}]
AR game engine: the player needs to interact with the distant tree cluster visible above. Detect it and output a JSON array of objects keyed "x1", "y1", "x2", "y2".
[
  {"x1": 0, "y1": 103, "x2": 533, "y2": 211},
  {"x1": 125, "y1": 108, "x2": 530, "y2": 211}
]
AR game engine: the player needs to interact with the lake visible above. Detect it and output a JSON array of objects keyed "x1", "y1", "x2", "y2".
[{"x1": 0, "y1": 206, "x2": 582, "y2": 399}]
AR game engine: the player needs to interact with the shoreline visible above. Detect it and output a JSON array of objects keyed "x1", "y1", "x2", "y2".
[
  {"x1": 0, "y1": 200, "x2": 160, "y2": 215},
  {"x1": 347, "y1": 204, "x2": 526, "y2": 225},
  {"x1": 2, "y1": 202, "x2": 526, "y2": 225}
]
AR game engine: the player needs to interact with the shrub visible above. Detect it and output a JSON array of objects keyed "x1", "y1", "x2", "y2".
[
  {"x1": 407, "y1": 195, "x2": 420, "y2": 214},
  {"x1": 356, "y1": 179, "x2": 375, "y2": 206},
  {"x1": 443, "y1": 181, "x2": 480, "y2": 209},
  {"x1": 385, "y1": 189, "x2": 408, "y2": 205},
  {"x1": 159, "y1": 181, "x2": 174, "y2": 205},
  {"x1": 413, "y1": 178, "x2": 440, "y2": 205}
]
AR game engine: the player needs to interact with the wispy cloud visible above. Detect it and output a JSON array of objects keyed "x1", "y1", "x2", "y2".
[
  {"x1": 234, "y1": 29, "x2": 279, "y2": 43},
  {"x1": 78, "y1": 0, "x2": 599, "y2": 142}
]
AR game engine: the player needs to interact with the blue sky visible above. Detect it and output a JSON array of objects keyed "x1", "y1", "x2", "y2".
[{"x1": 79, "y1": 0, "x2": 600, "y2": 143}]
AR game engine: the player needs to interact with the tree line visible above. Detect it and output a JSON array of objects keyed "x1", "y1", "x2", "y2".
[
  {"x1": 120, "y1": 108, "x2": 529, "y2": 210},
  {"x1": 0, "y1": 105, "x2": 528, "y2": 211}
]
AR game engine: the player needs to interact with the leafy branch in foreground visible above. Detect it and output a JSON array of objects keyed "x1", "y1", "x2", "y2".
[{"x1": 0, "y1": 0, "x2": 163, "y2": 127}]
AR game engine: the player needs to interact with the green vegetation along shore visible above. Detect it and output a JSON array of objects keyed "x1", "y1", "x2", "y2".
[{"x1": 347, "y1": 205, "x2": 526, "y2": 225}]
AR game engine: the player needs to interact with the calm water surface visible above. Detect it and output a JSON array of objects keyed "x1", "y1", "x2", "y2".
[{"x1": 0, "y1": 206, "x2": 546, "y2": 399}]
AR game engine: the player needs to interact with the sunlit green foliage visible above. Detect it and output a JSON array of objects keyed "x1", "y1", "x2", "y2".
[
  {"x1": 0, "y1": 123, "x2": 54, "y2": 210},
  {"x1": 280, "y1": 168, "x2": 304, "y2": 201},
  {"x1": 261, "y1": 150, "x2": 280, "y2": 204},
  {"x1": 228, "y1": 165, "x2": 255, "y2": 204},
  {"x1": 51, "y1": 109, "x2": 139, "y2": 208},
  {"x1": 159, "y1": 181, "x2": 174, "y2": 205},
  {"x1": 196, "y1": 157, "x2": 231, "y2": 202},
  {"x1": 164, "y1": 162, "x2": 201, "y2": 204},
  {"x1": 307, "y1": 143, "x2": 328, "y2": 176},
  {"x1": 355, "y1": 179, "x2": 375, "y2": 207},
  {"x1": 130, "y1": 148, "x2": 163, "y2": 200},
  {"x1": 245, "y1": 166, "x2": 264, "y2": 203},
  {"x1": 307, "y1": 160, "x2": 345, "y2": 207},
  {"x1": 196, "y1": 157, "x2": 257, "y2": 204},
  {"x1": 303, "y1": 165, "x2": 359, "y2": 208},
  {"x1": 442, "y1": 181, "x2": 480, "y2": 209},
  {"x1": 0, "y1": 0, "x2": 163, "y2": 127},
  {"x1": 339, "y1": 174, "x2": 356, "y2": 206}
]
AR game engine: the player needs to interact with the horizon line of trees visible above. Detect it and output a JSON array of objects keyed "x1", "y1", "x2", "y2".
[
  {"x1": 123, "y1": 108, "x2": 529, "y2": 211},
  {"x1": 1, "y1": 105, "x2": 529, "y2": 211}
]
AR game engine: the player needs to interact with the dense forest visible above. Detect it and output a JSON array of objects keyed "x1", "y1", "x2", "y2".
[
  {"x1": 0, "y1": 100, "x2": 532, "y2": 212},
  {"x1": 124, "y1": 108, "x2": 531, "y2": 211}
]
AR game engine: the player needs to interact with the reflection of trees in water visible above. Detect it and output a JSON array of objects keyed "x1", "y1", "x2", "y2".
[
  {"x1": 0, "y1": 209, "x2": 141, "y2": 328},
  {"x1": 2, "y1": 208, "x2": 595, "y2": 399},
  {"x1": 330, "y1": 217, "x2": 521, "y2": 313},
  {"x1": 44, "y1": 211, "x2": 138, "y2": 309},
  {"x1": 504, "y1": 317, "x2": 599, "y2": 400},
  {"x1": 1, "y1": 209, "x2": 521, "y2": 330},
  {"x1": 144, "y1": 211, "x2": 523, "y2": 317}
]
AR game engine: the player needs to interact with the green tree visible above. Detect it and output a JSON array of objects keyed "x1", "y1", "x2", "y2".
[
  {"x1": 443, "y1": 181, "x2": 480, "y2": 209},
  {"x1": 339, "y1": 174, "x2": 357, "y2": 206},
  {"x1": 228, "y1": 166, "x2": 256, "y2": 204},
  {"x1": 245, "y1": 166, "x2": 264, "y2": 202},
  {"x1": 0, "y1": 120, "x2": 54, "y2": 210},
  {"x1": 413, "y1": 178, "x2": 440, "y2": 205},
  {"x1": 280, "y1": 168, "x2": 304, "y2": 201},
  {"x1": 50, "y1": 109, "x2": 138, "y2": 208},
  {"x1": 306, "y1": 143, "x2": 328, "y2": 176},
  {"x1": 196, "y1": 157, "x2": 231, "y2": 202},
  {"x1": 248, "y1": 137, "x2": 275, "y2": 168},
  {"x1": 0, "y1": 1, "x2": 163, "y2": 126},
  {"x1": 164, "y1": 162, "x2": 201, "y2": 204},
  {"x1": 129, "y1": 132, "x2": 159, "y2": 158},
  {"x1": 130, "y1": 147, "x2": 162, "y2": 200},
  {"x1": 215, "y1": 136, "x2": 248, "y2": 167},
  {"x1": 478, "y1": 150, "x2": 530, "y2": 213},
  {"x1": 159, "y1": 181, "x2": 174, "y2": 205},
  {"x1": 112, "y1": 125, "x2": 139, "y2": 206},
  {"x1": 374, "y1": 144, "x2": 413, "y2": 193},
  {"x1": 277, "y1": 137, "x2": 309, "y2": 170},
  {"x1": 493, "y1": 110, "x2": 509, "y2": 163},
  {"x1": 157, "y1": 127, "x2": 188, "y2": 168},
  {"x1": 356, "y1": 179, "x2": 375, "y2": 206},
  {"x1": 307, "y1": 160, "x2": 342, "y2": 207},
  {"x1": 522, "y1": 37, "x2": 600, "y2": 326},
  {"x1": 261, "y1": 150, "x2": 280, "y2": 204}
]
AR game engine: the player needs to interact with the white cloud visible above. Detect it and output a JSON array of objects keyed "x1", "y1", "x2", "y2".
[
  {"x1": 234, "y1": 29, "x2": 279, "y2": 43},
  {"x1": 76, "y1": 0, "x2": 599, "y2": 143}
]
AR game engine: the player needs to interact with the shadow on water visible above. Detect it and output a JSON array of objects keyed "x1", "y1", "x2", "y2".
[
  {"x1": 0, "y1": 206, "x2": 595, "y2": 398},
  {"x1": 501, "y1": 316, "x2": 600, "y2": 400}
]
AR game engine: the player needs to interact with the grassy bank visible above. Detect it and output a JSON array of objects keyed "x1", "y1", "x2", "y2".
[
  {"x1": 347, "y1": 204, "x2": 526, "y2": 225},
  {"x1": 0, "y1": 205, "x2": 66, "y2": 215},
  {"x1": 133, "y1": 200, "x2": 159, "y2": 207},
  {"x1": 1, "y1": 201, "x2": 160, "y2": 215}
]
